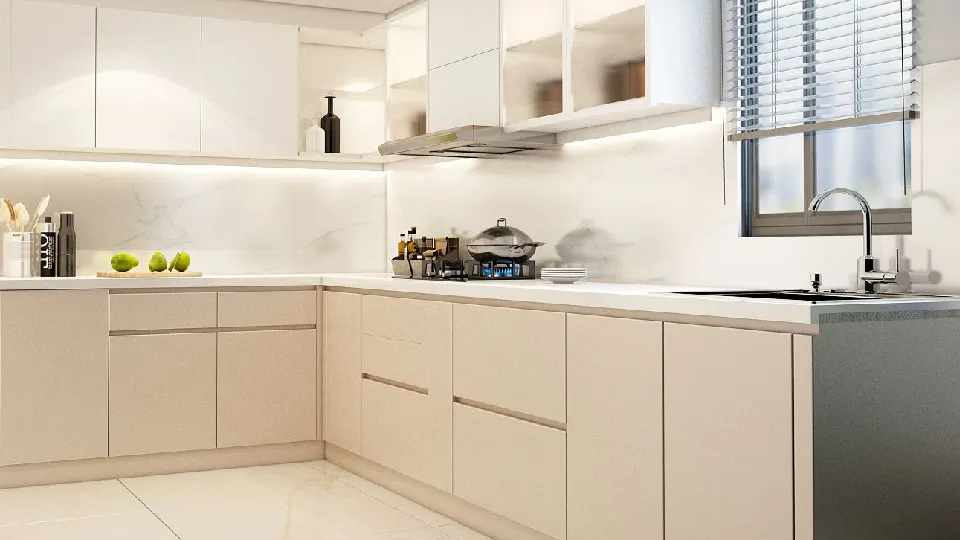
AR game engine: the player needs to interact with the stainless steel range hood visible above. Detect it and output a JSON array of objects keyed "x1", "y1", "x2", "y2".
[{"x1": 378, "y1": 125, "x2": 557, "y2": 158}]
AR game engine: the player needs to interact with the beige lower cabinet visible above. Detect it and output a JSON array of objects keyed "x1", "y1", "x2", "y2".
[
  {"x1": 109, "y1": 333, "x2": 217, "y2": 456},
  {"x1": 217, "y1": 329, "x2": 317, "y2": 448},
  {"x1": 360, "y1": 295, "x2": 453, "y2": 491},
  {"x1": 663, "y1": 323, "x2": 794, "y2": 540},
  {"x1": 453, "y1": 304, "x2": 565, "y2": 424},
  {"x1": 453, "y1": 403, "x2": 566, "y2": 540},
  {"x1": 567, "y1": 314, "x2": 663, "y2": 540},
  {"x1": 322, "y1": 291, "x2": 362, "y2": 454},
  {"x1": 361, "y1": 379, "x2": 452, "y2": 491},
  {"x1": 0, "y1": 290, "x2": 109, "y2": 466}
]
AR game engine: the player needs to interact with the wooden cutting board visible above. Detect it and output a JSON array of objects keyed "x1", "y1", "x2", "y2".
[{"x1": 96, "y1": 271, "x2": 203, "y2": 278}]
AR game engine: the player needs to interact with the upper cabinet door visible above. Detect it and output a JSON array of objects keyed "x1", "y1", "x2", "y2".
[
  {"x1": 428, "y1": 0, "x2": 500, "y2": 69},
  {"x1": 0, "y1": 0, "x2": 10, "y2": 146},
  {"x1": 646, "y1": 0, "x2": 721, "y2": 107},
  {"x1": 428, "y1": 50, "x2": 501, "y2": 132},
  {"x1": 10, "y1": 0, "x2": 95, "y2": 148},
  {"x1": 96, "y1": 8, "x2": 201, "y2": 152},
  {"x1": 200, "y1": 18, "x2": 298, "y2": 156}
]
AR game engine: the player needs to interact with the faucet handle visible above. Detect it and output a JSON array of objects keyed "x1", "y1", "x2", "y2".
[{"x1": 810, "y1": 273, "x2": 822, "y2": 292}]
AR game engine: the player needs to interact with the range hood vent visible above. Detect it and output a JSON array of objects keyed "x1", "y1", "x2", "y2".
[{"x1": 378, "y1": 125, "x2": 557, "y2": 158}]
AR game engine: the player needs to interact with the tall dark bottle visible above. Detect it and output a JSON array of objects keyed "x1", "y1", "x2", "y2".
[
  {"x1": 57, "y1": 212, "x2": 76, "y2": 277},
  {"x1": 320, "y1": 95, "x2": 341, "y2": 153},
  {"x1": 39, "y1": 216, "x2": 57, "y2": 277}
]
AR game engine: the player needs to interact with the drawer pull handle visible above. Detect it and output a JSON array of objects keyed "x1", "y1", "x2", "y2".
[{"x1": 361, "y1": 373, "x2": 429, "y2": 396}]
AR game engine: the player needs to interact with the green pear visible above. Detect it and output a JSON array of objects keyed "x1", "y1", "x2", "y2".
[
  {"x1": 110, "y1": 253, "x2": 139, "y2": 273},
  {"x1": 149, "y1": 252, "x2": 168, "y2": 272}
]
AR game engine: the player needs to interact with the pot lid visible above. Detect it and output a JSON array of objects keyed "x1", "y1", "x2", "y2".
[{"x1": 469, "y1": 218, "x2": 538, "y2": 247}]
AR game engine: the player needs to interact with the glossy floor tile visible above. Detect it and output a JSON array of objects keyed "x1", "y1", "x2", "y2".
[
  {"x1": 0, "y1": 479, "x2": 145, "y2": 527},
  {"x1": 305, "y1": 461, "x2": 457, "y2": 528},
  {"x1": 0, "y1": 462, "x2": 493, "y2": 540}
]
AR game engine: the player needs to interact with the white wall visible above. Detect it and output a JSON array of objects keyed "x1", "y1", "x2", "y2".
[
  {"x1": 386, "y1": 58, "x2": 960, "y2": 293},
  {"x1": 0, "y1": 160, "x2": 386, "y2": 275},
  {"x1": 916, "y1": 0, "x2": 960, "y2": 65}
]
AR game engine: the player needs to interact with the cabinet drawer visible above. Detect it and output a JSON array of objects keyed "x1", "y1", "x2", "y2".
[
  {"x1": 453, "y1": 403, "x2": 566, "y2": 539},
  {"x1": 453, "y1": 304, "x2": 565, "y2": 423},
  {"x1": 109, "y1": 333, "x2": 216, "y2": 456},
  {"x1": 362, "y1": 295, "x2": 451, "y2": 389},
  {"x1": 361, "y1": 378, "x2": 452, "y2": 492},
  {"x1": 218, "y1": 290, "x2": 317, "y2": 328},
  {"x1": 110, "y1": 292, "x2": 217, "y2": 331},
  {"x1": 217, "y1": 329, "x2": 317, "y2": 447}
]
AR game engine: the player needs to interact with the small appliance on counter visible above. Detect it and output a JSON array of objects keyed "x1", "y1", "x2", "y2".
[{"x1": 391, "y1": 218, "x2": 545, "y2": 281}]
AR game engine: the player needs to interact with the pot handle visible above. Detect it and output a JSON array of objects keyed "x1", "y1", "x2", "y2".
[{"x1": 497, "y1": 218, "x2": 507, "y2": 227}]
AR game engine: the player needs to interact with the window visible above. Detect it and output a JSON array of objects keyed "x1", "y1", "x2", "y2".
[{"x1": 727, "y1": 0, "x2": 916, "y2": 237}]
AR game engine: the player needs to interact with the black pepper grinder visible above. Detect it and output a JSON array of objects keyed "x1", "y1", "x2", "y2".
[
  {"x1": 57, "y1": 211, "x2": 76, "y2": 277},
  {"x1": 320, "y1": 95, "x2": 341, "y2": 153}
]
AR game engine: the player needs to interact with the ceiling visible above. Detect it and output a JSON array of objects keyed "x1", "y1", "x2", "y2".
[{"x1": 256, "y1": 0, "x2": 416, "y2": 14}]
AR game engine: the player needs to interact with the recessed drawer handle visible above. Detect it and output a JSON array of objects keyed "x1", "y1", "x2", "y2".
[
  {"x1": 361, "y1": 373, "x2": 429, "y2": 396},
  {"x1": 453, "y1": 396, "x2": 566, "y2": 432}
]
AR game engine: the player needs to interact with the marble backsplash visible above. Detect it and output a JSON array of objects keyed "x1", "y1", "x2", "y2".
[{"x1": 0, "y1": 159, "x2": 387, "y2": 276}]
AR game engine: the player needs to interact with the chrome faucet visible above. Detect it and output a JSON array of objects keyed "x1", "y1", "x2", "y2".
[{"x1": 808, "y1": 188, "x2": 908, "y2": 293}]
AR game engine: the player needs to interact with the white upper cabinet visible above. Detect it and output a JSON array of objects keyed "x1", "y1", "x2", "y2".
[
  {"x1": 428, "y1": 49, "x2": 501, "y2": 132},
  {"x1": 428, "y1": 0, "x2": 500, "y2": 69},
  {"x1": 646, "y1": 0, "x2": 721, "y2": 107},
  {"x1": 200, "y1": 18, "x2": 298, "y2": 156},
  {"x1": 96, "y1": 9, "x2": 201, "y2": 152},
  {"x1": 387, "y1": 7, "x2": 427, "y2": 140},
  {"x1": 0, "y1": 0, "x2": 10, "y2": 146},
  {"x1": 9, "y1": 0, "x2": 95, "y2": 148},
  {"x1": 499, "y1": 0, "x2": 720, "y2": 134}
]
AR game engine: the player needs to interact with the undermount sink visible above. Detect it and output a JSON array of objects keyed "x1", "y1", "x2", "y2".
[{"x1": 671, "y1": 290, "x2": 948, "y2": 303}]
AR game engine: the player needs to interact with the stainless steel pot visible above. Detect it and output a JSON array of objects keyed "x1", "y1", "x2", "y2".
[{"x1": 467, "y1": 218, "x2": 545, "y2": 262}]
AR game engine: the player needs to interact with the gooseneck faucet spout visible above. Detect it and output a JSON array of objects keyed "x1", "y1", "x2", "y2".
[
  {"x1": 809, "y1": 188, "x2": 874, "y2": 258},
  {"x1": 808, "y1": 188, "x2": 907, "y2": 293}
]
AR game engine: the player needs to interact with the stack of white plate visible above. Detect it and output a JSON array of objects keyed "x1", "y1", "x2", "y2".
[{"x1": 540, "y1": 267, "x2": 588, "y2": 284}]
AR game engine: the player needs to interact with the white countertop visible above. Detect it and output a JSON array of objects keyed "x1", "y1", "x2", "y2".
[
  {"x1": 321, "y1": 273, "x2": 960, "y2": 325},
  {"x1": 2, "y1": 272, "x2": 958, "y2": 325},
  {"x1": 0, "y1": 274, "x2": 325, "y2": 290}
]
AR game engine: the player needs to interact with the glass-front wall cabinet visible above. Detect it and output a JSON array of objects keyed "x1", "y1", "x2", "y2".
[
  {"x1": 387, "y1": 8, "x2": 428, "y2": 141},
  {"x1": 570, "y1": 0, "x2": 646, "y2": 112},
  {"x1": 502, "y1": 0, "x2": 565, "y2": 125}
]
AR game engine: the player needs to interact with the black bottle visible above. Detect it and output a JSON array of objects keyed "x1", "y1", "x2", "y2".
[
  {"x1": 39, "y1": 216, "x2": 57, "y2": 277},
  {"x1": 320, "y1": 95, "x2": 341, "y2": 153},
  {"x1": 57, "y1": 212, "x2": 76, "y2": 277}
]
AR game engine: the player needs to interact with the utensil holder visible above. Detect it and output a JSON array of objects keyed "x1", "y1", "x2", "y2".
[{"x1": 2, "y1": 232, "x2": 37, "y2": 278}]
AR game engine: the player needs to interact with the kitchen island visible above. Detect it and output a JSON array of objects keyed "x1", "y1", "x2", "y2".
[{"x1": 1, "y1": 273, "x2": 957, "y2": 540}]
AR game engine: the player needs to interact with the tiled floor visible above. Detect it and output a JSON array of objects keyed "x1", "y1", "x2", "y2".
[{"x1": 0, "y1": 461, "x2": 492, "y2": 540}]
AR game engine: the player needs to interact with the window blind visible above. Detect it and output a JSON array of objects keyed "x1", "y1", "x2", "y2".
[{"x1": 726, "y1": 0, "x2": 916, "y2": 141}]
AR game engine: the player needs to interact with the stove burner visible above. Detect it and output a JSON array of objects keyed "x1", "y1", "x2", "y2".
[
  {"x1": 466, "y1": 260, "x2": 536, "y2": 280},
  {"x1": 396, "y1": 257, "x2": 537, "y2": 281}
]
